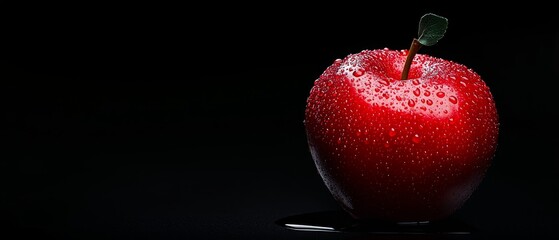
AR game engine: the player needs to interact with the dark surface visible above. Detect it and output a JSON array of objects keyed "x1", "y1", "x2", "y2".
[
  {"x1": 4, "y1": 4, "x2": 559, "y2": 239},
  {"x1": 276, "y1": 211, "x2": 474, "y2": 234}
]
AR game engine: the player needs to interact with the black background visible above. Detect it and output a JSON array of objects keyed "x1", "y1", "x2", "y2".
[{"x1": 4, "y1": 4, "x2": 559, "y2": 239}]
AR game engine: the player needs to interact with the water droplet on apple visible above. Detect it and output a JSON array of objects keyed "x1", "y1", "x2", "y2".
[
  {"x1": 412, "y1": 79, "x2": 420, "y2": 85},
  {"x1": 436, "y1": 92, "x2": 445, "y2": 98},
  {"x1": 353, "y1": 69, "x2": 364, "y2": 77},
  {"x1": 449, "y1": 96, "x2": 458, "y2": 104},
  {"x1": 389, "y1": 128, "x2": 397, "y2": 137},
  {"x1": 334, "y1": 58, "x2": 342, "y2": 64},
  {"x1": 413, "y1": 88, "x2": 421, "y2": 96},
  {"x1": 337, "y1": 138, "x2": 342, "y2": 144},
  {"x1": 412, "y1": 134, "x2": 421, "y2": 143},
  {"x1": 460, "y1": 81, "x2": 467, "y2": 87},
  {"x1": 407, "y1": 99, "x2": 415, "y2": 107},
  {"x1": 379, "y1": 79, "x2": 390, "y2": 86},
  {"x1": 356, "y1": 130, "x2": 361, "y2": 136},
  {"x1": 426, "y1": 99, "x2": 433, "y2": 105},
  {"x1": 395, "y1": 96, "x2": 402, "y2": 101},
  {"x1": 374, "y1": 88, "x2": 380, "y2": 92},
  {"x1": 382, "y1": 93, "x2": 390, "y2": 99},
  {"x1": 424, "y1": 90, "x2": 431, "y2": 96}
]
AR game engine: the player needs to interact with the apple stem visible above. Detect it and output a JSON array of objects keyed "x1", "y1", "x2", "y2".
[
  {"x1": 401, "y1": 39, "x2": 422, "y2": 80},
  {"x1": 401, "y1": 13, "x2": 448, "y2": 80}
]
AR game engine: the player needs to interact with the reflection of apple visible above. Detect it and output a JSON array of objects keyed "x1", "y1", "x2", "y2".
[{"x1": 304, "y1": 14, "x2": 498, "y2": 221}]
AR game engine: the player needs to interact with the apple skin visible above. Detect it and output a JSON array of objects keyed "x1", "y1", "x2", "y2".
[{"x1": 304, "y1": 49, "x2": 499, "y2": 222}]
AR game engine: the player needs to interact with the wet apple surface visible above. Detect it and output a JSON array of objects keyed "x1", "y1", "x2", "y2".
[{"x1": 305, "y1": 49, "x2": 499, "y2": 221}]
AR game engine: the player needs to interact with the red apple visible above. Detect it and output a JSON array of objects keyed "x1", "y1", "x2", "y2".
[{"x1": 304, "y1": 48, "x2": 499, "y2": 222}]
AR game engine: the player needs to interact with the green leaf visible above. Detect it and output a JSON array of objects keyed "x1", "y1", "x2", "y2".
[{"x1": 417, "y1": 13, "x2": 448, "y2": 46}]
